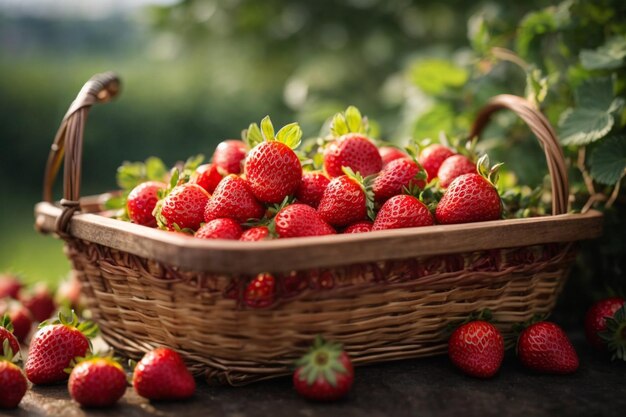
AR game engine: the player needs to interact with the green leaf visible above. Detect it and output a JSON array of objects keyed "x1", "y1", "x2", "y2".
[
  {"x1": 330, "y1": 113, "x2": 349, "y2": 137},
  {"x1": 413, "y1": 103, "x2": 455, "y2": 141},
  {"x1": 116, "y1": 161, "x2": 145, "y2": 191},
  {"x1": 590, "y1": 135, "x2": 626, "y2": 185},
  {"x1": 576, "y1": 78, "x2": 614, "y2": 110},
  {"x1": 581, "y1": 36, "x2": 626, "y2": 71},
  {"x1": 525, "y1": 67, "x2": 548, "y2": 106},
  {"x1": 409, "y1": 59, "x2": 468, "y2": 95},
  {"x1": 276, "y1": 122, "x2": 302, "y2": 149},
  {"x1": 516, "y1": 3, "x2": 569, "y2": 58},
  {"x1": 260, "y1": 116, "x2": 275, "y2": 142},
  {"x1": 145, "y1": 157, "x2": 168, "y2": 182},
  {"x1": 245, "y1": 123, "x2": 264, "y2": 148},
  {"x1": 345, "y1": 106, "x2": 362, "y2": 133},
  {"x1": 104, "y1": 194, "x2": 127, "y2": 210},
  {"x1": 183, "y1": 154, "x2": 204, "y2": 172}
]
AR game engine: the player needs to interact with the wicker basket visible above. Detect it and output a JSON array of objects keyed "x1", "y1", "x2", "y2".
[{"x1": 35, "y1": 72, "x2": 603, "y2": 386}]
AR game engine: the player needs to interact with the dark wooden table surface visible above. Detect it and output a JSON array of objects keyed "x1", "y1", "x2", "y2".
[{"x1": 5, "y1": 331, "x2": 624, "y2": 417}]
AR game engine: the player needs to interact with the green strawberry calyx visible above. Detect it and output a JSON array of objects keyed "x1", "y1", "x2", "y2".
[
  {"x1": 244, "y1": 116, "x2": 303, "y2": 150},
  {"x1": 295, "y1": 336, "x2": 348, "y2": 388},
  {"x1": 330, "y1": 105, "x2": 369, "y2": 137},
  {"x1": 1, "y1": 339, "x2": 20, "y2": 363},
  {"x1": 40, "y1": 309, "x2": 99, "y2": 340},
  {"x1": 599, "y1": 304, "x2": 626, "y2": 361},
  {"x1": 64, "y1": 351, "x2": 125, "y2": 375},
  {"x1": 477, "y1": 154, "x2": 504, "y2": 187},
  {"x1": 0, "y1": 314, "x2": 14, "y2": 333},
  {"x1": 342, "y1": 166, "x2": 376, "y2": 221}
]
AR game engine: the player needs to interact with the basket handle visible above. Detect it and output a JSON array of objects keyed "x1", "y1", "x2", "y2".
[
  {"x1": 468, "y1": 94, "x2": 569, "y2": 215},
  {"x1": 42, "y1": 72, "x2": 121, "y2": 236}
]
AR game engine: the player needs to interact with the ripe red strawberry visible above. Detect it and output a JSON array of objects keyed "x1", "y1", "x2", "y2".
[
  {"x1": 372, "y1": 195, "x2": 434, "y2": 231},
  {"x1": 293, "y1": 336, "x2": 354, "y2": 401},
  {"x1": 204, "y1": 175, "x2": 264, "y2": 223},
  {"x1": 324, "y1": 134, "x2": 382, "y2": 178},
  {"x1": 25, "y1": 311, "x2": 98, "y2": 385},
  {"x1": 517, "y1": 322, "x2": 579, "y2": 374},
  {"x1": 240, "y1": 226, "x2": 271, "y2": 241},
  {"x1": 191, "y1": 163, "x2": 222, "y2": 194},
  {"x1": 195, "y1": 218, "x2": 243, "y2": 240},
  {"x1": 448, "y1": 320, "x2": 504, "y2": 378},
  {"x1": 212, "y1": 139, "x2": 248, "y2": 175},
  {"x1": 343, "y1": 221, "x2": 373, "y2": 234},
  {"x1": 437, "y1": 155, "x2": 476, "y2": 188},
  {"x1": 20, "y1": 284, "x2": 56, "y2": 323},
  {"x1": 295, "y1": 172, "x2": 330, "y2": 209},
  {"x1": 379, "y1": 146, "x2": 407, "y2": 167},
  {"x1": 133, "y1": 347, "x2": 195, "y2": 400},
  {"x1": 68, "y1": 357, "x2": 127, "y2": 407},
  {"x1": 585, "y1": 297, "x2": 626, "y2": 359},
  {"x1": 418, "y1": 144, "x2": 455, "y2": 182},
  {"x1": 244, "y1": 273, "x2": 276, "y2": 308},
  {"x1": 244, "y1": 117, "x2": 303, "y2": 204},
  {"x1": 275, "y1": 204, "x2": 336, "y2": 238},
  {"x1": 0, "y1": 315, "x2": 20, "y2": 355},
  {"x1": 318, "y1": 170, "x2": 374, "y2": 227},
  {"x1": 156, "y1": 183, "x2": 210, "y2": 231},
  {"x1": 55, "y1": 274, "x2": 82, "y2": 312},
  {"x1": 126, "y1": 181, "x2": 167, "y2": 227},
  {"x1": 0, "y1": 301, "x2": 32, "y2": 343},
  {"x1": 436, "y1": 173, "x2": 501, "y2": 224},
  {"x1": 372, "y1": 158, "x2": 426, "y2": 203},
  {"x1": 0, "y1": 274, "x2": 22, "y2": 299},
  {"x1": 0, "y1": 340, "x2": 27, "y2": 409}
]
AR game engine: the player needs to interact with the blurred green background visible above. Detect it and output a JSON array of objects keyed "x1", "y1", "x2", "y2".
[{"x1": 1, "y1": 0, "x2": 624, "y2": 323}]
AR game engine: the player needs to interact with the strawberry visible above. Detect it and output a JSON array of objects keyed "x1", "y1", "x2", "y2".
[
  {"x1": 55, "y1": 274, "x2": 82, "y2": 312},
  {"x1": 126, "y1": 181, "x2": 167, "y2": 227},
  {"x1": 274, "y1": 204, "x2": 336, "y2": 238},
  {"x1": 437, "y1": 154, "x2": 476, "y2": 188},
  {"x1": 0, "y1": 301, "x2": 32, "y2": 343},
  {"x1": 0, "y1": 274, "x2": 22, "y2": 299},
  {"x1": 212, "y1": 139, "x2": 248, "y2": 175},
  {"x1": 343, "y1": 221, "x2": 373, "y2": 234},
  {"x1": 156, "y1": 183, "x2": 210, "y2": 231},
  {"x1": 372, "y1": 157, "x2": 426, "y2": 203},
  {"x1": 0, "y1": 340, "x2": 27, "y2": 409},
  {"x1": 132, "y1": 347, "x2": 196, "y2": 400},
  {"x1": 293, "y1": 336, "x2": 354, "y2": 401},
  {"x1": 204, "y1": 175, "x2": 264, "y2": 223},
  {"x1": 68, "y1": 356, "x2": 127, "y2": 407},
  {"x1": 418, "y1": 144, "x2": 455, "y2": 182},
  {"x1": 20, "y1": 284, "x2": 56, "y2": 322},
  {"x1": 436, "y1": 156, "x2": 502, "y2": 225},
  {"x1": 517, "y1": 321, "x2": 579, "y2": 374},
  {"x1": 25, "y1": 311, "x2": 98, "y2": 385},
  {"x1": 585, "y1": 297, "x2": 626, "y2": 359},
  {"x1": 318, "y1": 169, "x2": 375, "y2": 228},
  {"x1": 194, "y1": 218, "x2": 243, "y2": 240},
  {"x1": 240, "y1": 226, "x2": 271, "y2": 241},
  {"x1": 379, "y1": 146, "x2": 407, "y2": 167},
  {"x1": 244, "y1": 273, "x2": 276, "y2": 308},
  {"x1": 0, "y1": 315, "x2": 20, "y2": 355},
  {"x1": 372, "y1": 194, "x2": 434, "y2": 231},
  {"x1": 190, "y1": 163, "x2": 222, "y2": 194},
  {"x1": 295, "y1": 172, "x2": 330, "y2": 209},
  {"x1": 244, "y1": 117, "x2": 303, "y2": 204},
  {"x1": 448, "y1": 320, "x2": 504, "y2": 378}
]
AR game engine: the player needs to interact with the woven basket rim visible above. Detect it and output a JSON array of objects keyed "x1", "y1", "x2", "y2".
[{"x1": 35, "y1": 200, "x2": 603, "y2": 274}]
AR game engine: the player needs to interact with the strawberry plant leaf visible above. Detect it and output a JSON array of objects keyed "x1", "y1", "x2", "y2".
[
  {"x1": 345, "y1": 105, "x2": 362, "y2": 133},
  {"x1": 409, "y1": 59, "x2": 468, "y2": 95},
  {"x1": 525, "y1": 67, "x2": 548, "y2": 106},
  {"x1": 330, "y1": 113, "x2": 349, "y2": 137},
  {"x1": 276, "y1": 122, "x2": 302, "y2": 149},
  {"x1": 145, "y1": 157, "x2": 168, "y2": 182},
  {"x1": 260, "y1": 116, "x2": 275, "y2": 142},
  {"x1": 590, "y1": 135, "x2": 626, "y2": 185},
  {"x1": 580, "y1": 36, "x2": 626, "y2": 71},
  {"x1": 116, "y1": 161, "x2": 145, "y2": 190},
  {"x1": 245, "y1": 122, "x2": 264, "y2": 148},
  {"x1": 103, "y1": 194, "x2": 126, "y2": 210}
]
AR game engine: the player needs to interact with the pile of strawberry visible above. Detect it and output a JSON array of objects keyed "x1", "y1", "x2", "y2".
[{"x1": 117, "y1": 106, "x2": 503, "y2": 240}]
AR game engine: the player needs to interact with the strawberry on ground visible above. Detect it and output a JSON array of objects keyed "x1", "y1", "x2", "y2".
[
  {"x1": 323, "y1": 106, "x2": 382, "y2": 178},
  {"x1": 379, "y1": 146, "x2": 407, "y2": 167},
  {"x1": 372, "y1": 194, "x2": 433, "y2": 231},
  {"x1": 0, "y1": 274, "x2": 22, "y2": 299},
  {"x1": 156, "y1": 183, "x2": 210, "y2": 231},
  {"x1": 517, "y1": 321, "x2": 579, "y2": 374},
  {"x1": 0, "y1": 340, "x2": 27, "y2": 409},
  {"x1": 212, "y1": 139, "x2": 248, "y2": 175},
  {"x1": 55, "y1": 274, "x2": 82, "y2": 312},
  {"x1": 68, "y1": 356, "x2": 127, "y2": 408},
  {"x1": 244, "y1": 273, "x2": 276, "y2": 308},
  {"x1": 293, "y1": 336, "x2": 354, "y2": 401},
  {"x1": 191, "y1": 163, "x2": 223, "y2": 194},
  {"x1": 240, "y1": 226, "x2": 271, "y2": 241},
  {"x1": 0, "y1": 301, "x2": 32, "y2": 343},
  {"x1": 195, "y1": 218, "x2": 243, "y2": 240},
  {"x1": 204, "y1": 175, "x2": 265, "y2": 223},
  {"x1": 244, "y1": 117, "x2": 303, "y2": 204},
  {"x1": 20, "y1": 284, "x2": 56, "y2": 322},
  {"x1": 274, "y1": 204, "x2": 336, "y2": 238},
  {"x1": 25, "y1": 310, "x2": 98, "y2": 385},
  {"x1": 133, "y1": 347, "x2": 196, "y2": 401},
  {"x1": 418, "y1": 144, "x2": 455, "y2": 182},
  {"x1": 448, "y1": 320, "x2": 504, "y2": 378},
  {"x1": 0, "y1": 315, "x2": 20, "y2": 355},
  {"x1": 437, "y1": 154, "x2": 476, "y2": 188},
  {"x1": 343, "y1": 221, "x2": 373, "y2": 234},
  {"x1": 372, "y1": 157, "x2": 426, "y2": 203},
  {"x1": 295, "y1": 172, "x2": 330, "y2": 209},
  {"x1": 126, "y1": 181, "x2": 167, "y2": 227},
  {"x1": 318, "y1": 168, "x2": 374, "y2": 228},
  {"x1": 584, "y1": 297, "x2": 625, "y2": 351}
]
